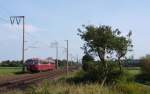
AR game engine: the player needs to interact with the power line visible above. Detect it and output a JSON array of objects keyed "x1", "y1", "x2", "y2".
[{"x1": 25, "y1": 32, "x2": 50, "y2": 47}]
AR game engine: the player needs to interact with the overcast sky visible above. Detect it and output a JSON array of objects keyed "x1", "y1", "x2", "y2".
[{"x1": 0, "y1": 0, "x2": 150, "y2": 61}]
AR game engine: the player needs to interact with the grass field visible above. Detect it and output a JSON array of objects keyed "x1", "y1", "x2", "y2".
[
  {"x1": 1, "y1": 67, "x2": 150, "y2": 94},
  {"x1": 6, "y1": 70, "x2": 150, "y2": 94},
  {"x1": 0, "y1": 67, "x2": 22, "y2": 77},
  {"x1": 125, "y1": 67, "x2": 141, "y2": 75}
]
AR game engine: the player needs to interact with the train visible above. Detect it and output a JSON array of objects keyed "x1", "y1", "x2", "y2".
[{"x1": 25, "y1": 58, "x2": 56, "y2": 72}]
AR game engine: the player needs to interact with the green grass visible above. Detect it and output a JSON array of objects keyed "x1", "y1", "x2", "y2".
[
  {"x1": 6, "y1": 80, "x2": 119, "y2": 94},
  {"x1": 7, "y1": 77, "x2": 150, "y2": 94},
  {"x1": 0, "y1": 67, "x2": 22, "y2": 76},
  {"x1": 116, "y1": 82, "x2": 150, "y2": 94},
  {"x1": 4, "y1": 68, "x2": 150, "y2": 94},
  {"x1": 124, "y1": 67, "x2": 141, "y2": 76}
]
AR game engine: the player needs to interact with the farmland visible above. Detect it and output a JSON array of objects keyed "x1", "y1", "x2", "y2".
[{"x1": 0, "y1": 67, "x2": 22, "y2": 77}]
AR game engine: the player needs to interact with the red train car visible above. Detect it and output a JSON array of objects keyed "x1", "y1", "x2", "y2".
[{"x1": 25, "y1": 58, "x2": 55, "y2": 72}]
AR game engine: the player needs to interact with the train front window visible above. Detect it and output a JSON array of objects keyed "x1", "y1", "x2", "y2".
[{"x1": 33, "y1": 60, "x2": 39, "y2": 64}]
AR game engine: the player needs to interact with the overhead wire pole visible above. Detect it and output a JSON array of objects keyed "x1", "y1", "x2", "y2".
[
  {"x1": 56, "y1": 42, "x2": 58, "y2": 69},
  {"x1": 65, "y1": 40, "x2": 69, "y2": 75},
  {"x1": 51, "y1": 41, "x2": 58, "y2": 69},
  {"x1": 22, "y1": 16, "x2": 25, "y2": 72},
  {"x1": 76, "y1": 55, "x2": 79, "y2": 64},
  {"x1": 10, "y1": 16, "x2": 25, "y2": 72}
]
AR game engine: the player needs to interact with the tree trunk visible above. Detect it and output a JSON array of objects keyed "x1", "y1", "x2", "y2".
[
  {"x1": 98, "y1": 49, "x2": 108, "y2": 87},
  {"x1": 101, "y1": 76, "x2": 107, "y2": 87}
]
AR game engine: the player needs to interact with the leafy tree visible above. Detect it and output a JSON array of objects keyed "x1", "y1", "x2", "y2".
[
  {"x1": 113, "y1": 30, "x2": 133, "y2": 70},
  {"x1": 78, "y1": 25, "x2": 132, "y2": 85}
]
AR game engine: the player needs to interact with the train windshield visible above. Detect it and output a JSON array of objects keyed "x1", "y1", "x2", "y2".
[
  {"x1": 25, "y1": 59, "x2": 39, "y2": 65},
  {"x1": 40, "y1": 61, "x2": 50, "y2": 64}
]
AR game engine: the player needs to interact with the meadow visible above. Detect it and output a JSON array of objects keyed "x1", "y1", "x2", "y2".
[{"x1": 0, "y1": 67, "x2": 22, "y2": 77}]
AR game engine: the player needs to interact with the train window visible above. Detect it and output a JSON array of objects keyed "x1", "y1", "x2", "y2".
[
  {"x1": 41, "y1": 61, "x2": 49, "y2": 64},
  {"x1": 33, "y1": 60, "x2": 38, "y2": 64},
  {"x1": 25, "y1": 59, "x2": 39, "y2": 65},
  {"x1": 25, "y1": 60, "x2": 32, "y2": 64},
  {"x1": 26, "y1": 59, "x2": 55, "y2": 65}
]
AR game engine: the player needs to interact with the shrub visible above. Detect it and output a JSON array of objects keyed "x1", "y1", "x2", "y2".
[
  {"x1": 116, "y1": 70, "x2": 135, "y2": 83},
  {"x1": 82, "y1": 54, "x2": 94, "y2": 71},
  {"x1": 140, "y1": 58, "x2": 150, "y2": 76},
  {"x1": 139, "y1": 55, "x2": 150, "y2": 82},
  {"x1": 80, "y1": 61, "x2": 123, "y2": 84}
]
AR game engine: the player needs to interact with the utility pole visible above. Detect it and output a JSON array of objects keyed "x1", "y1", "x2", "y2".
[
  {"x1": 51, "y1": 41, "x2": 58, "y2": 69},
  {"x1": 56, "y1": 42, "x2": 58, "y2": 69},
  {"x1": 10, "y1": 16, "x2": 25, "y2": 72},
  {"x1": 77, "y1": 55, "x2": 79, "y2": 64},
  {"x1": 65, "y1": 40, "x2": 69, "y2": 75}
]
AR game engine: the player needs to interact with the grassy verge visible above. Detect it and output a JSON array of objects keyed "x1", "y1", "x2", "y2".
[
  {"x1": 7, "y1": 80, "x2": 119, "y2": 94},
  {"x1": 5, "y1": 70, "x2": 150, "y2": 94}
]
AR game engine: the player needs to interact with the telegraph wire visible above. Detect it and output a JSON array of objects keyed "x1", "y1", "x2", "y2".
[{"x1": 25, "y1": 32, "x2": 50, "y2": 47}]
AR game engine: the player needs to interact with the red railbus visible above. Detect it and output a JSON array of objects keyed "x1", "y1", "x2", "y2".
[{"x1": 25, "y1": 58, "x2": 55, "y2": 72}]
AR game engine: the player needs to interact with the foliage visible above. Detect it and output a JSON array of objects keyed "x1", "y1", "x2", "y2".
[
  {"x1": 78, "y1": 25, "x2": 132, "y2": 63},
  {"x1": 116, "y1": 70, "x2": 135, "y2": 83},
  {"x1": 58, "y1": 59, "x2": 79, "y2": 68},
  {"x1": 78, "y1": 25, "x2": 132, "y2": 85},
  {"x1": 136, "y1": 55, "x2": 150, "y2": 84},
  {"x1": 68, "y1": 63, "x2": 123, "y2": 85},
  {"x1": 0, "y1": 60, "x2": 23, "y2": 67},
  {"x1": 140, "y1": 55, "x2": 150, "y2": 76},
  {"x1": 82, "y1": 54, "x2": 94, "y2": 71}
]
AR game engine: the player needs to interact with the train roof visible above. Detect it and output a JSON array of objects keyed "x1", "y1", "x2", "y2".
[{"x1": 26, "y1": 58, "x2": 55, "y2": 63}]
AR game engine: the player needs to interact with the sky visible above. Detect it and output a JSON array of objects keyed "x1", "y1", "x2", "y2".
[{"x1": 0, "y1": 0, "x2": 150, "y2": 61}]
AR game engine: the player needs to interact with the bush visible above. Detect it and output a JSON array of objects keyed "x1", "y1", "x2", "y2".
[
  {"x1": 140, "y1": 59, "x2": 150, "y2": 76},
  {"x1": 116, "y1": 70, "x2": 135, "y2": 83},
  {"x1": 139, "y1": 55, "x2": 150, "y2": 82},
  {"x1": 80, "y1": 61, "x2": 123, "y2": 84},
  {"x1": 82, "y1": 54, "x2": 94, "y2": 71}
]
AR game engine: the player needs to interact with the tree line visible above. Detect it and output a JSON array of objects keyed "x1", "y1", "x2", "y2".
[{"x1": 0, "y1": 59, "x2": 79, "y2": 67}]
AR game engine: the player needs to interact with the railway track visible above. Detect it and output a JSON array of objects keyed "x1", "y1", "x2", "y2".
[{"x1": 0, "y1": 66, "x2": 79, "y2": 92}]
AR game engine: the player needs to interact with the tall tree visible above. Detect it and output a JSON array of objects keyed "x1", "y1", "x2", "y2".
[{"x1": 78, "y1": 25, "x2": 132, "y2": 85}]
